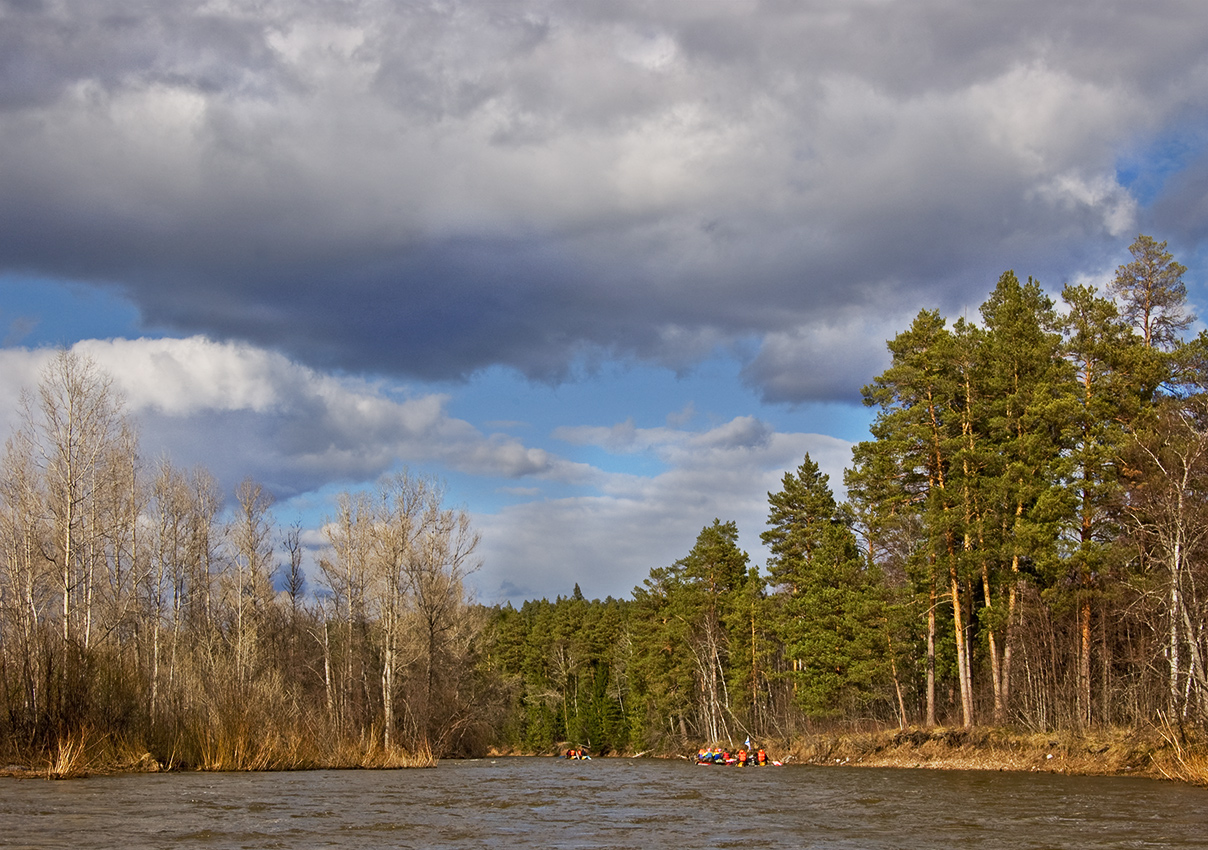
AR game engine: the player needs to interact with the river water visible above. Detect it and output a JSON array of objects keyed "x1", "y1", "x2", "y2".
[{"x1": 2, "y1": 757, "x2": 1206, "y2": 849}]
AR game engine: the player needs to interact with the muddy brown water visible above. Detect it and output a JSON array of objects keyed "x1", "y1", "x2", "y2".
[{"x1": 2, "y1": 756, "x2": 1206, "y2": 849}]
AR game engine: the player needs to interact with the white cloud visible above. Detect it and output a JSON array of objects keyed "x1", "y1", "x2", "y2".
[
  {"x1": 1033, "y1": 172, "x2": 1138, "y2": 237},
  {"x1": 0, "y1": 338, "x2": 858, "y2": 604},
  {"x1": 0, "y1": 347, "x2": 56, "y2": 434},
  {"x1": 475, "y1": 416, "x2": 853, "y2": 602},
  {"x1": 78, "y1": 336, "x2": 289, "y2": 414},
  {"x1": 0, "y1": 337, "x2": 590, "y2": 497}
]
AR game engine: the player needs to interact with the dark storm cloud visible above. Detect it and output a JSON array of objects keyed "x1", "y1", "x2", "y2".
[{"x1": 2, "y1": 0, "x2": 1207, "y2": 400}]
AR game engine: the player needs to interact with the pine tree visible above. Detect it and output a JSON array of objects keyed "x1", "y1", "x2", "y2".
[
  {"x1": 632, "y1": 520, "x2": 749, "y2": 745},
  {"x1": 861, "y1": 309, "x2": 964, "y2": 725},
  {"x1": 974, "y1": 271, "x2": 1072, "y2": 722},
  {"x1": 762, "y1": 454, "x2": 845, "y2": 591},
  {"x1": 763, "y1": 457, "x2": 886, "y2": 720},
  {"x1": 1058, "y1": 282, "x2": 1149, "y2": 725},
  {"x1": 1111, "y1": 234, "x2": 1194, "y2": 351}
]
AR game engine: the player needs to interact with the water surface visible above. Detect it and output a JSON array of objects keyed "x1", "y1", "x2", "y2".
[{"x1": 2, "y1": 757, "x2": 1205, "y2": 849}]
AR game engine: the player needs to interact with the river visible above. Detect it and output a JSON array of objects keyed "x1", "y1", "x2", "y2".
[{"x1": 2, "y1": 757, "x2": 1206, "y2": 849}]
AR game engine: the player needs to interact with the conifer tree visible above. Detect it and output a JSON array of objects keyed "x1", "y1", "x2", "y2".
[
  {"x1": 861, "y1": 309, "x2": 965, "y2": 725},
  {"x1": 1058, "y1": 283, "x2": 1148, "y2": 725},
  {"x1": 763, "y1": 456, "x2": 885, "y2": 720},
  {"x1": 763, "y1": 454, "x2": 846, "y2": 590},
  {"x1": 1111, "y1": 234, "x2": 1193, "y2": 351},
  {"x1": 632, "y1": 520, "x2": 749, "y2": 744},
  {"x1": 974, "y1": 271, "x2": 1071, "y2": 721}
]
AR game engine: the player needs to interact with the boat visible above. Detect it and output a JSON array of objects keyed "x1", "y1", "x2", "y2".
[{"x1": 693, "y1": 746, "x2": 779, "y2": 766}]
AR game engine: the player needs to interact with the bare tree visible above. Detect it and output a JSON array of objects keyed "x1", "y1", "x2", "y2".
[
  {"x1": 25, "y1": 351, "x2": 129, "y2": 650},
  {"x1": 0, "y1": 430, "x2": 52, "y2": 740},
  {"x1": 374, "y1": 472, "x2": 437, "y2": 751},
  {"x1": 92, "y1": 422, "x2": 144, "y2": 655},
  {"x1": 281, "y1": 521, "x2": 307, "y2": 619},
  {"x1": 1126, "y1": 399, "x2": 1208, "y2": 723},
  {"x1": 319, "y1": 490, "x2": 375, "y2": 734},
  {"x1": 227, "y1": 478, "x2": 276, "y2": 684},
  {"x1": 187, "y1": 466, "x2": 221, "y2": 632},
  {"x1": 408, "y1": 500, "x2": 480, "y2": 750},
  {"x1": 318, "y1": 473, "x2": 481, "y2": 754},
  {"x1": 147, "y1": 457, "x2": 193, "y2": 726}
]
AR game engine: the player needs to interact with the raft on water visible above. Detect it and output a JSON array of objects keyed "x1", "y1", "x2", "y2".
[{"x1": 694, "y1": 746, "x2": 780, "y2": 766}]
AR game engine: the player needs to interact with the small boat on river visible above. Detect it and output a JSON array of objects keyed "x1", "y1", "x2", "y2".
[{"x1": 694, "y1": 746, "x2": 779, "y2": 766}]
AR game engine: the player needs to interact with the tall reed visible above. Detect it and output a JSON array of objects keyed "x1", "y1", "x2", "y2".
[{"x1": 46, "y1": 730, "x2": 90, "y2": 779}]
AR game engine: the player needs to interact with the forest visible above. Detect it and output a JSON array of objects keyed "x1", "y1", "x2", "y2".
[{"x1": 3, "y1": 234, "x2": 1208, "y2": 769}]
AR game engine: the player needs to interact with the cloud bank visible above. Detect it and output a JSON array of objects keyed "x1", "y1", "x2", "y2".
[
  {"x1": 0, "y1": 338, "x2": 844, "y2": 599},
  {"x1": 4, "y1": 1, "x2": 1206, "y2": 401},
  {"x1": 477, "y1": 418, "x2": 854, "y2": 602},
  {"x1": 0, "y1": 337, "x2": 585, "y2": 499}
]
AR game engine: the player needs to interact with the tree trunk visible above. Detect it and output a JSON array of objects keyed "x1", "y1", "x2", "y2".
[
  {"x1": 926, "y1": 575, "x2": 936, "y2": 727},
  {"x1": 950, "y1": 547, "x2": 973, "y2": 727}
]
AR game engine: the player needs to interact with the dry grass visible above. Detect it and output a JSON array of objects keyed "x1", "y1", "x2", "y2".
[
  {"x1": 329, "y1": 725, "x2": 436, "y2": 768},
  {"x1": 188, "y1": 716, "x2": 437, "y2": 772},
  {"x1": 5, "y1": 724, "x2": 437, "y2": 779},
  {"x1": 357, "y1": 735, "x2": 437, "y2": 769},
  {"x1": 0, "y1": 732, "x2": 165, "y2": 779},
  {"x1": 766, "y1": 724, "x2": 1205, "y2": 782},
  {"x1": 45, "y1": 730, "x2": 91, "y2": 779},
  {"x1": 1150, "y1": 715, "x2": 1208, "y2": 785}
]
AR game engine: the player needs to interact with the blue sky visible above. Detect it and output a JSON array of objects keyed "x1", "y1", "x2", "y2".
[{"x1": 2, "y1": 0, "x2": 1208, "y2": 602}]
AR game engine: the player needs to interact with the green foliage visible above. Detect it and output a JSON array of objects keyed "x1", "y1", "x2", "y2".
[
  {"x1": 472, "y1": 235, "x2": 1206, "y2": 740},
  {"x1": 763, "y1": 458, "x2": 887, "y2": 718},
  {"x1": 1110, "y1": 234, "x2": 1193, "y2": 351},
  {"x1": 482, "y1": 595, "x2": 633, "y2": 754}
]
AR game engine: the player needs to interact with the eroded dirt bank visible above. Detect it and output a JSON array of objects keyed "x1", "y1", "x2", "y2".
[{"x1": 767, "y1": 726, "x2": 1208, "y2": 784}]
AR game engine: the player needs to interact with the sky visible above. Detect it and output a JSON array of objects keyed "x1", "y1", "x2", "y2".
[{"x1": 2, "y1": 0, "x2": 1208, "y2": 604}]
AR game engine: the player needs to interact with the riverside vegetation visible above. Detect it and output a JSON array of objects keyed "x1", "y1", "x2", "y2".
[{"x1": 5, "y1": 235, "x2": 1208, "y2": 783}]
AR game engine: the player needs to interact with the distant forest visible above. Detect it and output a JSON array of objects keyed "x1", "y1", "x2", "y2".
[{"x1": 4, "y1": 234, "x2": 1208, "y2": 767}]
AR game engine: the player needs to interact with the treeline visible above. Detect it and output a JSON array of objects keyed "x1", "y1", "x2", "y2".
[
  {"x1": 483, "y1": 235, "x2": 1208, "y2": 753},
  {"x1": 0, "y1": 352, "x2": 501, "y2": 767},
  {"x1": 5, "y1": 234, "x2": 1208, "y2": 768}
]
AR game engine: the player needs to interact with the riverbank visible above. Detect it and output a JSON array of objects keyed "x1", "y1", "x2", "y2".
[
  {"x1": 490, "y1": 724, "x2": 1208, "y2": 785},
  {"x1": 763, "y1": 725, "x2": 1208, "y2": 785},
  {"x1": 1, "y1": 731, "x2": 437, "y2": 779},
  {"x1": 8, "y1": 725, "x2": 1208, "y2": 784}
]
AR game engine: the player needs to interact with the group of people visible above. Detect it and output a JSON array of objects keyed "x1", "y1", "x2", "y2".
[
  {"x1": 560, "y1": 744, "x2": 772, "y2": 764},
  {"x1": 694, "y1": 746, "x2": 770, "y2": 766}
]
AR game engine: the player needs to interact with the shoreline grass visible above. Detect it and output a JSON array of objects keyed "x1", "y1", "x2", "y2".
[
  {"x1": 7, "y1": 725, "x2": 1208, "y2": 784},
  {"x1": 1, "y1": 732, "x2": 437, "y2": 779}
]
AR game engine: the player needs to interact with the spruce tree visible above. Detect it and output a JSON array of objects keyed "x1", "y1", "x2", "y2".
[{"x1": 762, "y1": 454, "x2": 845, "y2": 591}]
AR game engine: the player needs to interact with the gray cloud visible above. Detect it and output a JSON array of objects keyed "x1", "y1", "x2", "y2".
[
  {"x1": 2, "y1": 1, "x2": 1206, "y2": 399},
  {"x1": 0, "y1": 337, "x2": 591, "y2": 500}
]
